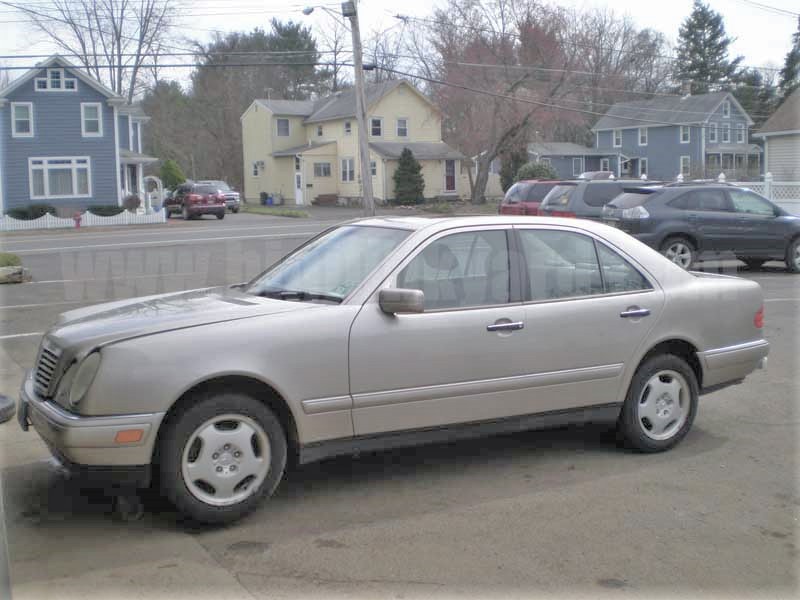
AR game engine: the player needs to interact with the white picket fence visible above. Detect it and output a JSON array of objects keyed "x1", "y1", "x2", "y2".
[
  {"x1": 0, "y1": 209, "x2": 166, "y2": 232},
  {"x1": 672, "y1": 172, "x2": 800, "y2": 215}
]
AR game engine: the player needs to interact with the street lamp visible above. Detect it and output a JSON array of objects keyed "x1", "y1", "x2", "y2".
[{"x1": 303, "y1": 2, "x2": 375, "y2": 216}]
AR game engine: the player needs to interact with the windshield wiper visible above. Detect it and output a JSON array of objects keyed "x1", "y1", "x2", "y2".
[{"x1": 257, "y1": 289, "x2": 343, "y2": 304}]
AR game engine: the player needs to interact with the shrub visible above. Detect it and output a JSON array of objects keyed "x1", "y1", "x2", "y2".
[
  {"x1": 88, "y1": 205, "x2": 125, "y2": 216},
  {"x1": 6, "y1": 204, "x2": 56, "y2": 220},
  {"x1": 123, "y1": 194, "x2": 142, "y2": 212},
  {"x1": 516, "y1": 162, "x2": 558, "y2": 182},
  {"x1": 393, "y1": 148, "x2": 425, "y2": 205},
  {"x1": 0, "y1": 252, "x2": 21, "y2": 268},
  {"x1": 160, "y1": 159, "x2": 186, "y2": 190}
]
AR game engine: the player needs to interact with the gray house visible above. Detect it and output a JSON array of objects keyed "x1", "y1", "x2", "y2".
[
  {"x1": 0, "y1": 55, "x2": 155, "y2": 215},
  {"x1": 532, "y1": 91, "x2": 761, "y2": 181},
  {"x1": 753, "y1": 88, "x2": 800, "y2": 180}
]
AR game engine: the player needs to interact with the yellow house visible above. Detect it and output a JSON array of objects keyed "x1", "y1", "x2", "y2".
[{"x1": 241, "y1": 80, "x2": 470, "y2": 206}]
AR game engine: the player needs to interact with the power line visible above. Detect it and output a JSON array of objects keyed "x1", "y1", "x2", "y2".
[{"x1": 728, "y1": 0, "x2": 800, "y2": 17}]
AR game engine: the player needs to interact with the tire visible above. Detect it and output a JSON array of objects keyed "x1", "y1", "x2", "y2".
[
  {"x1": 617, "y1": 354, "x2": 699, "y2": 453},
  {"x1": 182, "y1": 206, "x2": 190, "y2": 221},
  {"x1": 660, "y1": 237, "x2": 696, "y2": 270},
  {"x1": 158, "y1": 392, "x2": 287, "y2": 524},
  {"x1": 786, "y1": 237, "x2": 800, "y2": 273},
  {"x1": 232, "y1": 207, "x2": 239, "y2": 214},
  {"x1": 216, "y1": 212, "x2": 225, "y2": 220},
  {"x1": 740, "y1": 258, "x2": 765, "y2": 271}
]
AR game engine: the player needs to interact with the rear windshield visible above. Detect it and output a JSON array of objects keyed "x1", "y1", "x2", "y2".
[
  {"x1": 541, "y1": 184, "x2": 577, "y2": 207},
  {"x1": 583, "y1": 183, "x2": 624, "y2": 207},
  {"x1": 608, "y1": 191, "x2": 657, "y2": 208},
  {"x1": 525, "y1": 182, "x2": 557, "y2": 202},
  {"x1": 194, "y1": 185, "x2": 219, "y2": 194}
]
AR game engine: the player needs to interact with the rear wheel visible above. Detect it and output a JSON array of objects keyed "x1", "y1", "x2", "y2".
[
  {"x1": 216, "y1": 212, "x2": 225, "y2": 220},
  {"x1": 660, "y1": 237, "x2": 696, "y2": 270},
  {"x1": 159, "y1": 392, "x2": 287, "y2": 524},
  {"x1": 617, "y1": 354, "x2": 699, "y2": 452},
  {"x1": 787, "y1": 238, "x2": 800, "y2": 273}
]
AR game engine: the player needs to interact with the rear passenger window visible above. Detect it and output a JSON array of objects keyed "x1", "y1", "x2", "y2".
[
  {"x1": 518, "y1": 230, "x2": 604, "y2": 301},
  {"x1": 583, "y1": 183, "x2": 623, "y2": 207},
  {"x1": 596, "y1": 243, "x2": 652, "y2": 293},
  {"x1": 682, "y1": 190, "x2": 730, "y2": 211}
]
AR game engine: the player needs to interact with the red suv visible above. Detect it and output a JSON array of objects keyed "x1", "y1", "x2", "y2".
[
  {"x1": 165, "y1": 182, "x2": 226, "y2": 220},
  {"x1": 498, "y1": 180, "x2": 559, "y2": 215}
]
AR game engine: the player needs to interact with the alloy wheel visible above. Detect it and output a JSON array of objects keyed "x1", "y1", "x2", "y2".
[
  {"x1": 663, "y1": 242, "x2": 693, "y2": 269},
  {"x1": 636, "y1": 370, "x2": 689, "y2": 441}
]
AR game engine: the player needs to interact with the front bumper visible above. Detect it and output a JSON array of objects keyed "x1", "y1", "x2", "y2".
[
  {"x1": 18, "y1": 373, "x2": 165, "y2": 473},
  {"x1": 698, "y1": 339, "x2": 770, "y2": 390}
]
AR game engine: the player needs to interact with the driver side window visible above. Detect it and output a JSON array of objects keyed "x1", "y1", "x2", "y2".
[
  {"x1": 397, "y1": 230, "x2": 510, "y2": 310},
  {"x1": 729, "y1": 189, "x2": 776, "y2": 216}
]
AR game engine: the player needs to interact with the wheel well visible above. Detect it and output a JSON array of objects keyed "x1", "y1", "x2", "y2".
[
  {"x1": 661, "y1": 233, "x2": 699, "y2": 252},
  {"x1": 153, "y1": 375, "x2": 300, "y2": 464},
  {"x1": 639, "y1": 339, "x2": 702, "y2": 387}
]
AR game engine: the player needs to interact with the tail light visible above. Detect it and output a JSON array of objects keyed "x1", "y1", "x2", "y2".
[{"x1": 754, "y1": 306, "x2": 764, "y2": 329}]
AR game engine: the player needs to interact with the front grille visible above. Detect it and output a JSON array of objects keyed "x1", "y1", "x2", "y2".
[{"x1": 33, "y1": 342, "x2": 62, "y2": 398}]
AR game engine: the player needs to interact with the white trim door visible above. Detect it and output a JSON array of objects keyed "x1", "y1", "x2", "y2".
[
  {"x1": 294, "y1": 172, "x2": 303, "y2": 205},
  {"x1": 444, "y1": 159, "x2": 457, "y2": 193}
]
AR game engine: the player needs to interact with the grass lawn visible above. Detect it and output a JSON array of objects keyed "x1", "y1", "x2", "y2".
[
  {"x1": 242, "y1": 204, "x2": 309, "y2": 218},
  {"x1": 0, "y1": 252, "x2": 22, "y2": 268}
]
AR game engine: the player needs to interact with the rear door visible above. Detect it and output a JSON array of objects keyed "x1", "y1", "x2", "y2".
[
  {"x1": 727, "y1": 188, "x2": 785, "y2": 255},
  {"x1": 514, "y1": 225, "x2": 665, "y2": 410},
  {"x1": 683, "y1": 189, "x2": 738, "y2": 252}
]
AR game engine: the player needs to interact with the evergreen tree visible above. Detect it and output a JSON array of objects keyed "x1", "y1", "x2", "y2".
[
  {"x1": 674, "y1": 0, "x2": 743, "y2": 93},
  {"x1": 515, "y1": 162, "x2": 558, "y2": 182},
  {"x1": 160, "y1": 159, "x2": 186, "y2": 190},
  {"x1": 733, "y1": 68, "x2": 777, "y2": 128},
  {"x1": 499, "y1": 147, "x2": 528, "y2": 192},
  {"x1": 393, "y1": 148, "x2": 425, "y2": 204},
  {"x1": 778, "y1": 16, "x2": 800, "y2": 99}
]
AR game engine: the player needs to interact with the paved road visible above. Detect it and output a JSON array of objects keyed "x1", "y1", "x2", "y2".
[{"x1": 0, "y1": 214, "x2": 797, "y2": 599}]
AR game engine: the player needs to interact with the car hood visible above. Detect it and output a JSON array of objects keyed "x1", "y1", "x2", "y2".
[{"x1": 46, "y1": 286, "x2": 314, "y2": 353}]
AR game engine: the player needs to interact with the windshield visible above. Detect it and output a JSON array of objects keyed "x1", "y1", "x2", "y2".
[
  {"x1": 194, "y1": 185, "x2": 220, "y2": 194},
  {"x1": 245, "y1": 225, "x2": 411, "y2": 302},
  {"x1": 212, "y1": 181, "x2": 231, "y2": 191},
  {"x1": 541, "y1": 184, "x2": 577, "y2": 207}
]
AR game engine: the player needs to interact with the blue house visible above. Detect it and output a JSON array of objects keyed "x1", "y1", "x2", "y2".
[
  {"x1": 0, "y1": 55, "x2": 155, "y2": 215},
  {"x1": 531, "y1": 91, "x2": 762, "y2": 182}
]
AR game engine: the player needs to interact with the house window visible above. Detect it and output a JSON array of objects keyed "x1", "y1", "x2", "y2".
[
  {"x1": 341, "y1": 158, "x2": 355, "y2": 182},
  {"x1": 370, "y1": 160, "x2": 377, "y2": 177},
  {"x1": 34, "y1": 68, "x2": 76, "y2": 91},
  {"x1": 64, "y1": 79, "x2": 76, "y2": 90},
  {"x1": 317, "y1": 125, "x2": 323, "y2": 137},
  {"x1": 638, "y1": 127, "x2": 648, "y2": 146},
  {"x1": 722, "y1": 123, "x2": 730, "y2": 143},
  {"x1": 680, "y1": 155, "x2": 691, "y2": 176},
  {"x1": 613, "y1": 129, "x2": 622, "y2": 147},
  {"x1": 344, "y1": 121, "x2": 352, "y2": 135},
  {"x1": 276, "y1": 118, "x2": 290, "y2": 137},
  {"x1": 313, "y1": 162, "x2": 331, "y2": 177},
  {"x1": 370, "y1": 117, "x2": 382, "y2": 137},
  {"x1": 680, "y1": 125, "x2": 691, "y2": 144},
  {"x1": 736, "y1": 123, "x2": 745, "y2": 144},
  {"x1": 35, "y1": 79, "x2": 47, "y2": 90},
  {"x1": 252, "y1": 163, "x2": 259, "y2": 177},
  {"x1": 396, "y1": 118, "x2": 408, "y2": 137},
  {"x1": 29, "y1": 157, "x2": 91, "y2": 199},
  {"x1": 81, "y1": 102, "x2": 103, "y2": 137},
  {"x1": 722, "y1": 100, "x2": 730, "y2": 118},
  {"x1": 600, "y1": 158, "x2": 610, "y2": 171},
  {"x1": 709, "y1": 123, "x2": 718, "y2": 143},
  {"x1": 572, "y1": 157, "x2": 583, "y2": 177},
  {"x1": 294, "y1": 156, "x2": 301, "y2": 171},
  {"x1": 444, "y1": 159, "x2": 456, "y2": 192},
  {"x1": 640, "y1": 158, "x2": 648, "y2": 177},
  {"x1": 49, "y1": 69, "x2": 62, "y2": 89},
  {"x1": 11, "y1": 102, "x2": 33, "y2": 137}
]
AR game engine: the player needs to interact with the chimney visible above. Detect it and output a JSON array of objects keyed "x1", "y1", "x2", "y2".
[{"x1": 681, "y1": 80, "x2": 692, "y2": 97}]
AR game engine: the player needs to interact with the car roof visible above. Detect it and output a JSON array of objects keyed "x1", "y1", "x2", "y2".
[{"x1": 351, "y1": 215, "x2": 625, "y2": 234}]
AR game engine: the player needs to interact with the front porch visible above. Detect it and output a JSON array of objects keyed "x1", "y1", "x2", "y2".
[
  {"x1": 705, "y1": 145, "x2": 762, "y2": 181},
  {"x1": 119, "y1": 149, "x2": 157, "y2": 202}
]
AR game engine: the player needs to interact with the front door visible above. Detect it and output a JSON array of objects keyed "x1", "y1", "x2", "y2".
[
  {"x1": 444, "y1": 159, "x2": 456, "y2": 192},
  {"x1": 515, "y1": 226, "x2": 665, "y2": 409},
  {"x1": 727, "y1": 188, "x2": 785, "y2": 255},
  {"x1": 348, "y1": 226, "x2": 529, "y2": 436},
  {"x1": 294, "y1": 172, "x2": 303, "y2": 205}
]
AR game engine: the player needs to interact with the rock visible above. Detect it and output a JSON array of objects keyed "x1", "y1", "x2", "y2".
[{"x1": 0, "y1": 266, "x2": 31, "y2": 284}]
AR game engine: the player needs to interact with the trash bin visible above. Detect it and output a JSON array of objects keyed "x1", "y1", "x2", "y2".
[{"x1": 260, "y1": 192, "x2": 269, "y2": 206}]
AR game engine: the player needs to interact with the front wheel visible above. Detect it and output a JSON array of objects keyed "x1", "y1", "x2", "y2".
[
  {"x1": 787, "y1": 238, "x2": 800, "y2": 273},
  {"x1": 216, "y1": 212, "x2": 225, "y2": 220},
  {"x1": 159, "y1": 392, "x2": 287, "y2": 524},
  {"x1": 660, "y1": 237, "x2": 696, "y2": 270},
  {"x1": 617, "y1": 354, "x2": 699, "y2": 452}
]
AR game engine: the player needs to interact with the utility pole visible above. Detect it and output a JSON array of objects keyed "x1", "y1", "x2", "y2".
[{"x1": 343, "y1": 1, "x2": 375, "y2": 216}]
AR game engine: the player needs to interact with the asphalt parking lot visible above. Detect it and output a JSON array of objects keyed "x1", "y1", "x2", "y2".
[{"x1": 0, "y1": 212, "x2": 797, "y2": 599}]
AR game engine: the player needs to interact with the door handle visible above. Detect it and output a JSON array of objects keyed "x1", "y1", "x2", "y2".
[
  {"x1": 487, "y1": 321, "x2": 525, "y2": 332},
  {"x1": 620, "y1": 308, "x2": 651, "y2": 318}
]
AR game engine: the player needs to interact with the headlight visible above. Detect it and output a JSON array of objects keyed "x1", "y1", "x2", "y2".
[{"x1": 69, "y1": 352, "x2": 101, "y2": 407}]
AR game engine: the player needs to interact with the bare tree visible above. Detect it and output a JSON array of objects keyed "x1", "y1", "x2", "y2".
[
  {"x1": 9, "y1": 0, "x2": 174, "y2": 103},
  {"x1": 317, "y1": 18, "x2": 351, "y2": 92}
]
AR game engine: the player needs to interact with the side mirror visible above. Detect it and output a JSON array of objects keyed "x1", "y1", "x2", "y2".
[{"x1": 379, "y1": 288, "x2": 424, "y2": 314}]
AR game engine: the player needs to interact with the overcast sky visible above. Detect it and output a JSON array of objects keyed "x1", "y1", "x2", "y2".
[{"x1": 0, "y1": 0, "x2": 796, "y2": 83}]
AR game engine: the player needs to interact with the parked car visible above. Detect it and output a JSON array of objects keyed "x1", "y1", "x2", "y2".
[
  {"x1": 17, "y1": 216, "x2": 769, "y2": 524},
  {"x1": 538, "y1": 179, "x2": 656, "y2": 220},
  {"x1": 198, "y1": 180, "x2": 241, "y2": 213},
  {"x1": 164, "y1": 183, "x2": 226, "y2": 220},
  {"x1": 499, "y1": 180, "x2": 559, "y2": 215},
  {"x1": 601, "y1": 183, "x2": 800, "y2": 272}
]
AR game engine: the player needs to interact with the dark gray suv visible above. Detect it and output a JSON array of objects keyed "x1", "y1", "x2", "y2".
[
  {"x1": 602, "y1": 184, "x2": 800, "y2": 272},
  {"x1": 538, "y1": 179, "x2": 656, "y2": 220}
]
